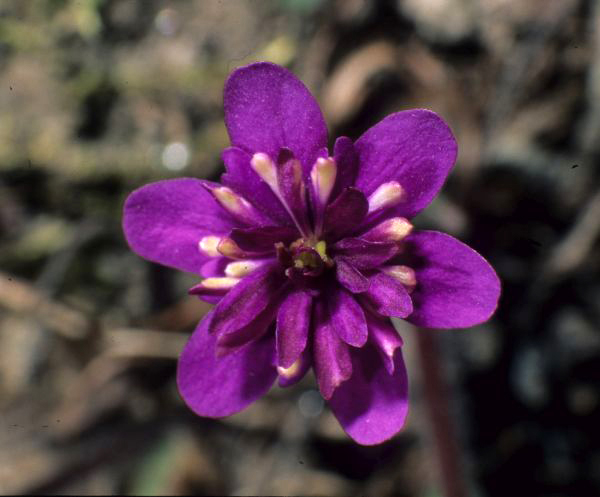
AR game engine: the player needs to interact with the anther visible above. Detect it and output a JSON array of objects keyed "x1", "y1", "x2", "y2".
[
  {"x1": 209, "y1": 186, "x2": 263, "y2": 225},
  {"x1": 250, "y1": 153, "x2": 279, "y2": 192},
  {"x1": 362, "y1": 217, "x2": 413, "y2": 243},
  {"x1": 310, "y1": 157, "x2": 337, "y2": 205},
  {"x1": 367, "y1": 181, "x2": 404, "y2": 214},
  {"x1": 216, "y1": 237, "x2": 247, "y2": 259},
  {"x1": 277, "y1": 359, "x2": 301, "y2": 379},
  {"x1": 189, "y1": 277, "x2": 240, "y2": 295},
  {"x1": 198, "y1": 235, "x2": 222, "y2": 257},
  {"x1": 224, "y1": 260, "x2": 263, "y2": 278},
  {"x1": 383, "y1": 265, "x2": 416, "y2": 289}
]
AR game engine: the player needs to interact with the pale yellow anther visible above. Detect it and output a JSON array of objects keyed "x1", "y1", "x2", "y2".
[
  {"x1": 250, "y1": 152, "x2": 278, "y2": 191},
  {"x1": 277, "y1": 359, "x2": 301, "y2": 379},
  {"x1": 378, "y1": 217, "x2": 413, "y2": 241},
  {"x1": 216, "y1": 237, "x2": 245, "y2": 259},
  {"x1": 224, "y1": 260, "x2": 262, "y2": 278},
  {"x1": 200, "y1": 277, "x2": 240, "y2": 290},
  {"x1": 311, "y1": 157, "x2": 337, "y2": 205},
  {"x1": 368, "y1": 181, "x2": 404, "y2": 213},
  {"x1": 212, "y1": 186, "x2": 254, "y2": 217},
  {"x1": 384, "y1": 265, "x2": 417, "y2": 288},
  {"x1": 198, "y1": 235, "x2": 222, "y2": 257}
]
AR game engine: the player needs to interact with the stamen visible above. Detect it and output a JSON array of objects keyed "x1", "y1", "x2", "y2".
[
  {"x1": 367, "y1": 181, "x2": 404, "y2": 214},
  {"x1": 362, "y1": 217, "x2": 413, "y2": 242},
  {"x1": 197, "y1": 277, "x2": 240, "y2": 290},
  {"x1": 209, "y1": 186, "x2": 263, "y2": 224},
  {"x1": 310, "y1": 157, "x2": 337, "y2": 205},
  {"x1": 250, "y1": 153, "x2": 279, "y2": 192},
  {"x1": 216, "y1": 237, "x2": 246, "y2": 259},
  {"x1": 383, "y1": 265, "x2": 416, "y2": 290},
  {"x1": 224, "y1": 260, "x2": 263, "y2": 278},
  {"x1": 277, "y1": 358, "x2": 301, "y2": 379},
  {"x1": 189, "y1": 277, "x2": 240, "y2": 296},
  {"x1": 199, "y1": 235, "x2": 222, "y2": 257},
  {"x1": 251, "y1": 151, "x2": 310, "y2": 238}
]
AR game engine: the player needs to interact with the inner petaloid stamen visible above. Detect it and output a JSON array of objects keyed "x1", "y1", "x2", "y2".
[
  {"x1": 250, "y1": 152, "x2": 310, "y2": 238},
  {"x1": 362, "y1": 217, "x2": 413, "y2": 243},
  {"x1": 207, "y1": 185, "x2": 264, "y2": 225},
  {"x1": 310, "y1": 157, "x2": 337, "y2": 206},
  {"x1": 198, "y1": 235, "x2": 222, "y2": 257},
  {"x1": 310, "y1": 156, "x2": 337, "y2": 237},
  {"x1": 383, "y1": 265, "x2": 417, "y2": 292},
  {"x1": 224, "y1": 260, "x2": 264, "y2": 278},
  {"x1": 367, "y1": 181, "x2": 404, "y2": 214}
]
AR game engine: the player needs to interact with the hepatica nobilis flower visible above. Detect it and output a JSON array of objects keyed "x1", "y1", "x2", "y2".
[{"x1": 123, "y1": 62, "x2": 500, "y2": 445}]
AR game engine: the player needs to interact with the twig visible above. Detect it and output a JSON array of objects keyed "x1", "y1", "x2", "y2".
[
  {"x1": 0, "y1": 271, "x2": 92, "y2": 339},
  {"x1": 542, "y1": 188, "x2": 600, "y2": 278}
]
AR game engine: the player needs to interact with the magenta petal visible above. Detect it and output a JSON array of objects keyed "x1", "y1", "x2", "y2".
[
  {"x1": 200, "y1": 258, "x2": 229, "y2": 277},
  {"x1": 313, "y1": 300, "x2": 352, "y2": 400},
  {"x1": 332, "y1": 238, "x2": 399, "y2": 270},
  {"x1": 177, "y1": 311, "x2": 277, "y2": 418},
  {"x1": 224, "y1": 62, "x2": 328, "y2": 174},
  {"x1": 331, "y1": 136, "x2": 359, "y2": 201},
  {"x1": 276, "y1": 289, "x2": 312, "y2": 368},
  {"x1": 278, "y1": 344, "x2": 312, "y2": 387},
  {"x1": 335, "y1": 257, "x2": 370, "y2": 293},
  {"x1": 328, "y1": 287, "x2": 368, "y2": 347},
  {"x1": 230, "y1": 226, "x2": 299, "y2": 252},
  {"x1": 329, "y1": 344, "x2": 409, "y2": 445},
  {"x1": 123, "y1": 179, "x2": 236, "y2": 274},
  {"x1": 216, "y1": 305, "x2": 280, "y2": 356},
  {"x1": 323, "y1": 187, "x2": 369, "y2": 239},
  {"x1": 367, "y1": 313, "x2": 403, "y2": 375},
  {"x1": 221, "y1": 147, "x2": 290, "y2": 225},
  {"x1": 354, "y1": 109, "x2": 458, "y2": 219},
  {"x1": 365, "y1": 272, "x2": 413, "y2": 318},
  {"x1": 403, "y1": 231, "x2": 501, "y2": 328},
  {"x1": 209, "y1": 262, "x2": 285, "y2": 336},
  {"x1": 277, "y1": 155, "x2": 311, "y2": 233}
]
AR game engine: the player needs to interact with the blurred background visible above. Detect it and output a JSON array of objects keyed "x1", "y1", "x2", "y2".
[{"x1": 1, "y1": 0, "x2": 599, "y2": 495}]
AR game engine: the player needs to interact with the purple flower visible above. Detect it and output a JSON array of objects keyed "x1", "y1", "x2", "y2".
[{"x1": 123, "y1": 62, "x2": 500, "y2": 445}]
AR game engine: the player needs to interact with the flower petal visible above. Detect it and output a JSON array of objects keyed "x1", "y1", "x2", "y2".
[
  {"x1": 224, "y1": 62, "x2": 328, "y2": 174},
  {"x1": 335, "y1": 257, "x2": 370, "y2": 293},
  {"x1": 364, "y1": 272, "x2": 413, "y2": 318},
  {"x1": 329, "y1": 343, "x2": 409, "y2": 445},
  {"x1": 215, "y1": 306, "x2": 279, "y2": 356},
  {"x1": 323, "y1": 187, "x2": 369, "y2": 239},
  {"x1": 209, "y1": 262, "x2": 285, "y2": 336},
  {"x1": 354, "y1": 109, "x2": 458, "y2": 219},
  {"x1": 123, "y1": 179, "x2": 237, "y2": 274},
  {"x1": 229, "y1": 226, "x2": 299, "y2": 253},
  {"x1": 313, "y1": 300, "x2": 352, "y2": 400},
  {"x1": 200, "y1": 257, "x2": 229, "y2": 277},
  {"x1": 328, "y1": 287, "x2": 368, "y2": 347},
  {"x1": 177, "y1": 311, "x2": 277, "y2": 418},
  {"x1": 276, "y1": 289, "x2": 312, "y2": 368},
  {"x1": 332, "y1": 238, "x2": 399, "y2": 269},
  {"x1": 367, "y1": 313, "x2": 403, "y2": 375},
  {"x1": 278, "y1": 341, "x2": 312, "y2": 387},
  {"x1": 402, "y1": 231, "x2": 501, "y2": 328},
  {"x1": 277, "y1": 154, "x2": 311, "y2": 234},
  {"x1": 331, "y1": 136, "x2": 359, "y2": 201},
  {"x1": 221, "y1": 147, "x2": 291, "y2": 226}
]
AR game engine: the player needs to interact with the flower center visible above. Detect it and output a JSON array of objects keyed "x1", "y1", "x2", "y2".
[
  {"x1": 276, "y1": 238, "x2": 334, "y2": 290},
  {"x1": 290, "y1": 238, "x2": 333, "y2": 269}
]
